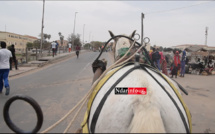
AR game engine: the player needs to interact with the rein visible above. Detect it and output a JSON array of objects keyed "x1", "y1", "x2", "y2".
[{"x1": 94, "y1": 35, "x2": 154, "y2": 67}]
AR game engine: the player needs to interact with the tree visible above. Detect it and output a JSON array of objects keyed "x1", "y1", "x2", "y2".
[
  {"x1": 84, "y1": 43, "x2": 91, "y2": 49},
  {"x1": 164, "y1": 47, "x2": 173, "y2": 52},
  {"x1": 31, "y1": 39, "x2": 50, "y2": 49},
  {"x1": 58, "y1": 32, "x2": 64, "y2": 46},
  {"x1": 47, "y1": 34, "x2": 51, "y2": 41},
  {"x1": 68, "y1": 33, "x2": 82, "y2": 47},
  {"x1": 90, "y1": 41, "x2": 105, "y2": 50},
  {"x1": 26, "y1": 42, "x2": 33, "y2": 49},
  {"x1": 159, "y1": 46, "x2": 163, "y2": 51},
  {"x1": 39, "y1": 33, "x2": 51, "y2": 42}
]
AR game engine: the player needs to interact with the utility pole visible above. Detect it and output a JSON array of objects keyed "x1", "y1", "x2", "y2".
[
  {"x1": 141, "y1": 13, "x2": 144, "y2": 46},
  {"x1": 5, "y1": 25, "x2": 6, "y2": 41},
  {"x1": 40, "y1": 0, "x2": 45, "y2": 57},
  {"x1": 83, "y1": 24, "x2": 85, "y2": 47},
  {"x1": 72, "y1": 12, "x2": 78, "y2": 51},
  {"x1": 205, "y1": 27, "x2": 208, "y2": 46},
  {"x1": 89, "y1": 31, "x2": 91, "y2": 43}
]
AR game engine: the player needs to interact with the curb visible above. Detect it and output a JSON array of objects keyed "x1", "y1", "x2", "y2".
[
  {"x1": 9, "y1": 68, "x2": 37, "y2": 77},
  {"x1": 9, "y1": 50, "x2": 88, "y2": 77}
]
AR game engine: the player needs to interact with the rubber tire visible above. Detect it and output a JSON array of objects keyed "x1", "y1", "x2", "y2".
[{"x1": 3, "y1": 94, "x2": 43, "y2": 133}]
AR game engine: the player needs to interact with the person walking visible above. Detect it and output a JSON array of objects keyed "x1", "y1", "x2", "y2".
[
  {"x1": 51, "y1": 41, "x2": 56, "y2": 57},
  {"x1": 68, "y1": 42, "x2": 72, "y2": 53},
  {"x1": 9, "y1": 44, "x2": 18, "y2": 70},
  {"x1": 180, "y1": 49, "x2": 186, "y2": 77},
  {"x1": 161, "y1": 55, "x2": 168, "y2": 76},
  {"x1": 0, "y1": 41, "x2": 12, "y2": 95},
  {"x1": 76, "y1": 45, "x2": 81, "y2": 58},
  {"x1": 55, "y1": 41, "x2": 59, "y2": 55},
  {"x1": 152, "y1": 48, "x2": 161, "y2": 71},
  {"x1": 159, "y1": 50, "x2": 164, "y2": 70},
  {"x1": 171, "y1": 51, "x2": 181, "y2": 78}
]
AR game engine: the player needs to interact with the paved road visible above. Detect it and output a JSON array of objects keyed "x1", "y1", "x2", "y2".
[{"x1": 0, "y1": 51, "x2": 113, "y2": 133}]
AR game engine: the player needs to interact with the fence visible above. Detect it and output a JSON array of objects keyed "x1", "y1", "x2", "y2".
[{"x1": 16, "y1": 46, "x2": 69, "y2": 65}]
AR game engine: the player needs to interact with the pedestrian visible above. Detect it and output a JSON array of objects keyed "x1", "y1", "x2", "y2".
[
  {"x1": 149, "y1": 49, "x2": 153, "y2": 61},
  {"x1": 203, "y1": 56, "x2": 208, "y2": 66},
  {"x1": 180, "y1": 49, "x2": 186, "y2": 77},
  {"x1": 68, "y1": 42, "x2": 72, "y2": 53},
  {"x1": 171, "y1": 51, "x2": 181, "y2": 78},
  {"x1": 0, "y1": 41, "x2": 12, "y2": 95},
  {"x1": 51, "y1": 41, "x2": 56, "y2": 57},
  {"x1": 204, "y1": 60, "x2": 214, "y2": 75},
  {"x1": 159, "y1": 50, "x2": 164, "y2": 70},
  {"x1": 55, "y1": 41, "x2": 59, "y2": 55},
  {"x1": 152, "y1": 48, "x2": 161, "y2": 71},
  {"x1": 76, "y1": 45, "x2": 81, "y2": 58},
  {"x1": 8, "y1": 44, "x2": 18, "y2": 70},
  {"x1": 161, "y1": 55, "x2": 168, "y2": 76}
]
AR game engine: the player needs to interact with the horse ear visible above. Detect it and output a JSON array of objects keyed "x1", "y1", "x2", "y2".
[
  {"x1": 109, "y1": 30, "x2": 115, "y2": 38},
  {"x1": 129, "y1": 30, "x2": 136, "y2": 38},
  {"x1": 109, "y1": 30, "x2": 118, "y2": 42}
]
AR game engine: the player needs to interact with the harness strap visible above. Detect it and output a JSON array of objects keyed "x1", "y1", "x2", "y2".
[
  {"x1": 160, "y1": 74, "x2": 192, "y2": 133},
  {"x1": 81, "y1": 64, "x2": 130, "y2": 133},
  {"x1": 142, "y1": 66, "x2": 190, "y2": 133},
  {"x1": 140, "y1": 64, "x2": 192, "y2": 132},
  {"x1": 90, "y1": 65, "x2": 140, "y2": 133}
]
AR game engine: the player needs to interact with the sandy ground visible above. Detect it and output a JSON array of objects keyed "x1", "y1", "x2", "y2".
[{"x1": 173, "y1": 74, "x2": 215, "y2": 133}]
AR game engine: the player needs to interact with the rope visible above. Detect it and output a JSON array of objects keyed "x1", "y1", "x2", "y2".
[
  {"x1": 63, "y1": 92, "x2": 91, "y2": 133},
  {"x1": 40, "y1": 88, "x2": 92, "y2": 133}
]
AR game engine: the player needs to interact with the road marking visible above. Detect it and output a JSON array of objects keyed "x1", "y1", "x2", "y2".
[{"x1": 76, "y1": 54, "x2": 98, "y2": 78}]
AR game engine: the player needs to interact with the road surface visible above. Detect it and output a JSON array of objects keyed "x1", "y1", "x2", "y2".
[{"x1": 0, "y1": 51, "x2": 113, "y2": 133}]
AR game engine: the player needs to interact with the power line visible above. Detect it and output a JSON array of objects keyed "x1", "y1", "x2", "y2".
[{"x1": 144, "y1": 1, "x2": 214, "y2": 15}]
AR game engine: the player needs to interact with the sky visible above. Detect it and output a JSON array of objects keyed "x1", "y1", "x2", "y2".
[{"x1": 0, "y1": 0, "x2": 215, "y2": 47}]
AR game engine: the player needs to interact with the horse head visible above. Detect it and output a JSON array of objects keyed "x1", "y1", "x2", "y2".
[{"x1": 108, "y1": 30, "x2": 136, "y2": 61}]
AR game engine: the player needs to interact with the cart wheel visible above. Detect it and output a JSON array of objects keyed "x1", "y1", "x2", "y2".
[{"x1": 3, "y1": 94, "x2": 43, "y2": 133}]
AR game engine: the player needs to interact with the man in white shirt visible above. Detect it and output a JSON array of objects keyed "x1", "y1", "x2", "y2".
[
  {"x1": 0, "y1": 41, "x2": 12, "y2": 95},
  {"x1": 51, "y1": 41, "x2": 56, "y2": 57},
  {"x1": 68, "y1": 42, "x2": 72, "y2": 53}
]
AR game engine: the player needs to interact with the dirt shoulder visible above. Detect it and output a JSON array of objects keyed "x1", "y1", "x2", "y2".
[{"x1": 174, "y1": 74, "x2": 215, "y2": 133}]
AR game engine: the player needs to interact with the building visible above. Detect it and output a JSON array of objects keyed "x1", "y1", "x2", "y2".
[
  {"x1": 0, "y1": 31, "x2": 38, "y2": 52},
  {"x1": 56, "y1": 40, "x2": 68, "y2": 47}
]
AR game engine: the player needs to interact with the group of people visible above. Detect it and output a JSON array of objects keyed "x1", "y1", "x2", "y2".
[
  {"x1": 149, "y1": 48, "x2": 187, "y2": 78},
  {"x1": 51, "y1": 41, "x2": 59, "y2": 57},
  {"x1": 149, "y1": 48, "x2": 168, "y2": 76},
  {"x1": 51, "y1": 41, "x2": 81, "y2": 58}
]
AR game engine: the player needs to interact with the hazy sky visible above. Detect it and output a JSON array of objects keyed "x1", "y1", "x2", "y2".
[{"x1": 0, "y1": 1, "x2": 215, "y2": 47}]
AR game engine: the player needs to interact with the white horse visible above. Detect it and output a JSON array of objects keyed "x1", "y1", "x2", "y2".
[{"x1": 81, "y1": 31, "x2": 192, "y2": 133}]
